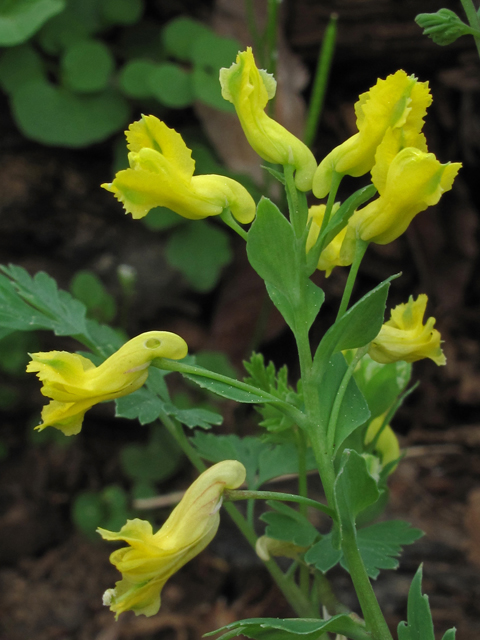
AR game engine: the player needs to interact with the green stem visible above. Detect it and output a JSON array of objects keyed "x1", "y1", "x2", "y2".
[
  {"x1": 245, "y1": 0, "x2": 263, "y2": 64},
  {"x1": 265, "y1": 0, "x2": 279, "y2": 77},
  {"x1": 341, "y1": 529, "x2": 393, "y2": 640},
  {"x1": 336, "y1": 238, "x2": 369, "y2": 320},
  {"x1": 326, "y1": 345, "x2": 369, "y2": 453},
  {"x1": 304, "y1": 14, "x2": 338, "y2": 148},
  {"x1": 460, "y1": 0, "x2": 480, "y2": 57},
  {"x1": 316, "y1": 171, "x2": 342, "y2": 252},
  {"x1": 284, "y1": 164, "x2": 308, "y2": 236},
  {"x1": 296, "y1": 429, "x2": 310, "y2": 596},
  {"x1": 220, "y1": 209, "x2": 249, "y2": 241},
  {"x1": 225, "y1": 489, "x2": 334, "y2": 518},
  {"x1": 153, "y1": 358, "x2": 307, "y2": 429}
]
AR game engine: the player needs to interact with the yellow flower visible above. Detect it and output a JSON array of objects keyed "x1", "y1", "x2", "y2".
[
  {"x1": 365, "y1": 414, "x2": 400, "y2": 471},
  {"x1": 102, "y1": 115, "x2": 255, "y2": 224},
  {"x1": 305, "y1": 203, "x2": 352, "y2": 276},
  {"x1": 98, "y1": 460, "x2": 246, "y2": 619},
  {"x1": 313, "y1": 70, "x2": 432, "y2": 198},
  {"x1": 26, "y1": 331, "x2": 188, "y2": 435},
  {"x1": 346, "y1": 132, "x2": 461, "y2": 245},
  {"x1": 369, "y1": 294, "x2": 446, "y2": 365},
  {"x1": 220, "y1": 48, "x2": 316, "y2": 192}
]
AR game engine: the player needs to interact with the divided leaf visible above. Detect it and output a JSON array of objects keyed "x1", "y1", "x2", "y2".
[{"x1": 207, "y1": 615, "x2": 369, "y2": 640}]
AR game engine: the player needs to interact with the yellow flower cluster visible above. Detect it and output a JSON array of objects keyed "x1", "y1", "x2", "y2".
[
  {"x1": 309, "y1": 70, "x2": 461, "y2": 273},
  {"x1": 27, "y1": 331, "x2": 188, "y2": 435},
  {"x1": 98, "y1": 460, "x2": 246, "y2": 618}
]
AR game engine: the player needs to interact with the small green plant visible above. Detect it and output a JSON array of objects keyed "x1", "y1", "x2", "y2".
[{"x1": 0, "y1": 2, "x2": 241, "y2": 147}]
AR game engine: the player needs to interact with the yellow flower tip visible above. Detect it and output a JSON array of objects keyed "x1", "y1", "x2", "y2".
[
  {"x1": 99, "y1": 461, "x2": 246, "y2": 618},
  {"x1": 27, "y1": 331, "x2": 188, "y2": 435},
  {"x1": 306, "y1": 202, "x2": 351, "y2": 276},
  {"x1": 313, "y1": 70, "x2": 433, "y2": 198},
  {"x1": 365, "y1": 414, "x2": 400, "y2": 472},
  {"x1": 369, "y1": 294, "x2": 446, "y2": 365},
  {"x1": 220, "y1": 47, "x2": 316, "y2": 192}
]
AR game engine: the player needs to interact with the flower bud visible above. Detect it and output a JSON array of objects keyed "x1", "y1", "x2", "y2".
[{"x1": 220, "y1": 48, "x2": 316, "y2": 191}]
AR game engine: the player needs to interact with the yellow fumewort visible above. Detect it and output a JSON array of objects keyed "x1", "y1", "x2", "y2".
[
  {"x1": 365, "y1": 414, "x2": 400, "y2": 471},
  {"x1": 306, "y1": 203, "x2": 352, "y2": 276},
  {"x1": 102, "y1": 115, "x2": 255, "y2": 223},
  {"x1": 313, "y1": 70, "x2": 432, "y2": 198},
  {"x1": 98, "y1": 460, "x2": 246, "y2": 618},
  {"x1": 369, "y1": 294, "x2": 446, "y2": 365},
  {"x1": 346, "y1": 129, "x2": 461, "y2": 245},
  {"x1": 220, "y1": 47, "x2": 316, "y2": 191},
  {"x1": 27, "y1": 331, "x2": 188, "y2": 435}
]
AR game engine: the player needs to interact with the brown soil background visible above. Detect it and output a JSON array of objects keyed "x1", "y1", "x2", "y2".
[{"x1": 1, "y1": 1, "x2": 480, "y2": 639}]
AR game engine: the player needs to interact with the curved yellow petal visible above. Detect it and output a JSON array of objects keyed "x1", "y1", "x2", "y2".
[
  {"x1": 98, "y1": 461, "x2": 246, "y2": 618},
  {"x1": 220, "y1": 48, "x2": 317, "y2": 191},
  {"x1": 27, "y1": 331, "x2": 188, "y2": 435}
]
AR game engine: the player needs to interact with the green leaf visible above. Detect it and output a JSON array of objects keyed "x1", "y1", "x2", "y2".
[
  {"x1": 0, "y1": 43, "x2": 45, "y2": 94},
  {"x1": 142, "y1": 207, "x2": 185, "y2": 230},
  {"x1": 115, "y1": 384, "x2": 165, "y2": 424},
  {"x1": 61, "y1": 39, "x2": 115, "y2": 93},
  {"x1": 304, "y1": 534, "x2": 342, "y2": 572},
  {"x1": 119, "y1": 59, "x2": 158, "y2": 99},
  {"x1": 70, "y1": 270, "x2": 116, "y2": 323},
  {"x1": 352, "y1": 354, "x2": 411, "y2": 419},
  {"x1": 120, "y1": 425, "x2": 183, "y2": 483},
  {"x1": 257, "y1": 443, "x2": 317, "y2": 486},
  {"x1": 100, "y1": 0, "x2": 143, "y2": 25},
  {"x1": 305, "y1": 521, "x2": 423, "y2": 579},
  {"x1": 441, "y1": 629, "x2": 457, "y2": 640},
  {"x1": 208, "y1": 615, "x2": 370, "y2": 640},
  {"x1": 317, "y1": 352, "x2": 370, "y2": 453},
  {"x1": 149, "y1": 62, "x2": 194, "y2": 108},
  {"x1": 11, "y1": 80, "x2": 130, "y2": 147},
  {"x1": 164, "y1": 404, "x2": 223, "y2": 430},
  {"x1": 334, "y1": 449, "x2": 380, "y2": 535},
  {"x1": 36, "y1": 0, "x2": 100, "y2": 54},
  {"x1": 313, "y1": 276, "x2": 394, "y2": 380},
  {"x1": 247, "y1": 198, "x2": 324, "y2": 333},
  {"x1": 191, "y1": 31, "x2": 240, "y2": 111},
  {"x1": 190, "y1": 432, "x2": 265, "y2": 489},
  {"x1": 415, "y1": 9, "x2": 470, "y2": 46},
  {"x1": 261, "y1": 501, "x2": 319, "y2": 547},
  {"x1": 165, "y1": 222, "x2": 232, "y2": 292},
  {"x1": 161, "y1": 16, "x2": 211, "y2": 61},
  {"x1": 0, "y1": 0, "x2": 65, "y2": 46},
  {"x1": 0, "y1": 264, "x2": 89, "y2": 336},
  {"x1": 184, "y1": 370, "x2": 274, "y2": 404},
  {"x1": 397, "y1": 566, "x2": 435, "y2": 640},
  {"x1": 194, "y1": 350, "x2": 238, "y2": 380},
  {"x1": 346, "y1": 521, "x2": 423, "y2": 579}
]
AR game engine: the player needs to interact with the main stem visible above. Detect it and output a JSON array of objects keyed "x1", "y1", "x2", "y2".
[{"x1": 460, "y1": 0, "x2": 480, "y2": 57}]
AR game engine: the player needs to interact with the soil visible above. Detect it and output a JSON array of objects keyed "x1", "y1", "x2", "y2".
[{"x1": 1, "y1": 1, "x2": 480, "y2": 639}]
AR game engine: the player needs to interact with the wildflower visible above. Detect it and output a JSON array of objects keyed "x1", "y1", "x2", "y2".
[
  {"x1": 98, "y1": 460, "x2": 246, "y2": 618},
  {"x1": 346, "y1": 130, "x2": 461, "y2": 245},
  {"x1": 220, "y1": 47, "x2": 316, "y2": 191},
  {"x1": 27, "y1": 331, "x2": 188, "y2": 435},
  {"x1": 305, "y1": 203, "x2": 352, "y2": 276},
  {"x1": 102, "y1": 115, "x2": 255, "y2": 224},
  {"x1": 313, "y1": 70, "x2": 432, "y2": 198},
  {"x1": 365, "y1": 413, "x2": 400, "y2": 471},
  {"x1": 369, "y1": 294, "x2": 446, "y2": 365}
]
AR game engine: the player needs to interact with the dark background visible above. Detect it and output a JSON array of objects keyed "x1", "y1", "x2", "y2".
[{"x1": 1, "y1": 1, "x2": 480, "y2": 638}]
